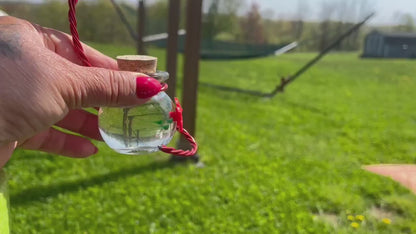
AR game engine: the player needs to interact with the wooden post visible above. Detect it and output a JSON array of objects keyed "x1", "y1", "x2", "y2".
[
  {"x1": 178, "y1": 0, "x2": 203, "y2": 153},
  {"x1": 166, "y1": 0, "x2": 181, "y2": 99},
  {"x1": 137, "y1": 0, "x2": 146, "y2": 54}
]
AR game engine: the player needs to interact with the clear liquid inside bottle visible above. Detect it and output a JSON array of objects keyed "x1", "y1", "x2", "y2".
[{"x1": 98, "y1": 91, "x2": 176, "y2": 155}]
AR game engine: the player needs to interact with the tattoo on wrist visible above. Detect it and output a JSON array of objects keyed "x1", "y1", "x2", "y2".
[{"x1": 0, "y1": 25, "x2": 21, "y2": 59}]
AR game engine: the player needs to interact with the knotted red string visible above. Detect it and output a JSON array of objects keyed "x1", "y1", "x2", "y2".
[
  {"x1": 159, "y1": 98, "x2": 198, "y2": 157},
  {"x1": 68, "y1": 0, "x2": 198, "y2": 156}
]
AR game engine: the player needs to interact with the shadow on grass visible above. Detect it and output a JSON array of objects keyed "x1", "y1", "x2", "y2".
[
  {"x1": 199, "y1": 82, "x2": 328, "y2": 117},
  {"x1": 281, "y1": 99, "x2": 328, "y2": 116},
  {"x1": 10, "y1": 160, "x2": 176, "y2": 207},
  {"x1": 199, "y1": 83, "x2": 267, "y2": 101}
]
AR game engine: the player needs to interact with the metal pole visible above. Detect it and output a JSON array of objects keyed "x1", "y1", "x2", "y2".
[
  {"x1": 137, "y1": 0, "x2": 146, "y2": 54},
  {"x1": 280, "y1": 13, "x2": 375, "y2": 89},
  {"x1": 200, "y1": 13, "x2": 375, "y2": 98},
  {"x1": 109, "y1": 0, "x2": 138, "y2": 41},
  {"x1": 166, "y1": 0, "x2": 181, "y2": 99}
]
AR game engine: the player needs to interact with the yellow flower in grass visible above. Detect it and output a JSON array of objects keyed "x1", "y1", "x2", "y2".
[
  {"x1": 382, "y1": 218, "x2": 391, "y2": 225},
  {"x1": 351, "y1": 222, "x2": 360, "y2": 228},
  {"x1": 347, "y1": 215, "x2": 355, "y2": 221},
  {"x1": 356, "y1": 215, "x2": 365, "y2": 221}
]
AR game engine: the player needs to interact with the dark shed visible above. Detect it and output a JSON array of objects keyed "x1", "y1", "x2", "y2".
[{"x1": 362, "y1": 31, "x2": 416, "y2": 58}]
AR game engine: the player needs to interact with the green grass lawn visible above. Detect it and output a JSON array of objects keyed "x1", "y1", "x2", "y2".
[{"x1": 5, "y1": 44, "x2": 416, "y2": 233}]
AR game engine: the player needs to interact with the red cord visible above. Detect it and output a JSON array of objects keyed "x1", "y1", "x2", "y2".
[
  {"x1": 161, "y1": 83, "x2": 168, "y2": 91},
  {"x1": 159, "y1": 98, "x2": 198, "y2": 157},
  {"x1": 68, "y1": 0, "x2": 198, "y2": 156},
  {"x1": 68, "y1": 0, "x2": 91, "y2": 66}
]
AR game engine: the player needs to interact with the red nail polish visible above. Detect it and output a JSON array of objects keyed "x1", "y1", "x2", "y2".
[
  {"x1": 93, "y1": 147, "x2": 99, "y2": 155},
  {"x1": 136, "y1": 76, "x2": 162, "y2": 99}
]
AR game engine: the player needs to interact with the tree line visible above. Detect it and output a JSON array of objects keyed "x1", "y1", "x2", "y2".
[{"x1": 1, "y1": 0, "x2": 415, "y2": 52}]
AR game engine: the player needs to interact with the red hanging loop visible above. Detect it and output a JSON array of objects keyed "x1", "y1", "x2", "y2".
[
  {"x1": 170, "y1": 98, "x2": 183, "y2": 131},
  {"x1": 159, "y1": 98, "x2": 198, "y2": 157},
  {"x1": 68, "y1": 0, "x2": 198, "y2": 157}
]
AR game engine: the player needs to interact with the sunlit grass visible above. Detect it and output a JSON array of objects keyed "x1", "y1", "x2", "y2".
[{"x1": 5, "y1": 44, "x2": 416, "y2": 233}]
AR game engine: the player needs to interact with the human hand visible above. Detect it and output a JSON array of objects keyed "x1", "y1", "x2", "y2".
[
  {"x1": 0, "y1": 16, "x2": 162, "y2": 167},
  {"x1": 364, "y1": 164, "x2": 416, "y2": 194}
]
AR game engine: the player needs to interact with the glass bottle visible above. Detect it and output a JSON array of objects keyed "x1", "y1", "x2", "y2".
[{"x1": 98, "y1": 56, "x2": 176, "y2": 155}]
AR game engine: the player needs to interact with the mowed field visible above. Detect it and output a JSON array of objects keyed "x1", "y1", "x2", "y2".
[{"x1": 6, "y1": 44, "x2": 416, "y2": 233}]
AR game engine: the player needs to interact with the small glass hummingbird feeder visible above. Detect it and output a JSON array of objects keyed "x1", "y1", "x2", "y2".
[
  {"x1": 67, "y1": 1, "x2": 197, "y2": 157},
  {"x1": 98, "y1": 55, "x2": 196, "y2": 156}
]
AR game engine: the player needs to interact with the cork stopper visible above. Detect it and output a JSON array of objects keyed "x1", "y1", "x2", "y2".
[{"x1": 116, "y1": 55, "x2": 157, "y2": 73}]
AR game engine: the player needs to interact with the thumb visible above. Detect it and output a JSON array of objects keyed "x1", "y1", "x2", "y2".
[{"x1": 65, "y1": 66, "x2": 163, "y2": 108}]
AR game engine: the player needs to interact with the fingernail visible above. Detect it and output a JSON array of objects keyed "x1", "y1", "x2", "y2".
[
  {"x1": 136, "y1": 76, "x2": 162, "y2": 99},
  {"x1": 83, "y1": 145, "x2": 98, "y2": 156}
]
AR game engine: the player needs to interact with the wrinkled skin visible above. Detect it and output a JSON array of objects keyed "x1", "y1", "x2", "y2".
[{"x1": 0, "y1": 16, "x2": 151, "y2": 167}]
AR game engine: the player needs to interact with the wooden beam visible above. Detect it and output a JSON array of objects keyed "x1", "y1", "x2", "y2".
[
  {"x1": 166, "y1": 0, "x2": 181, "y2": 99},
  {"x1": 179, "y1": 0, "x2": 203, "y2": 149}
]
